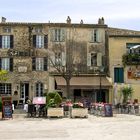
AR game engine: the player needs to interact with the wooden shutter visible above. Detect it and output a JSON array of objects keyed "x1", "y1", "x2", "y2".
[
  {"x1": 10, "y1": 58, "x2": 13, "y2": 71},
  {"x1": 119, "y1": 68, "x2": 124, "y2": 83},
  {"x1": 0, "y1": 58, "x2": 1, "y2": 70},
  {"x1": 44, "y1": 57, "x2": 48, "y2": 71},
  {"x1": 87, "y1": 53, "x2": 91, "y2": 66},
  {"x1": 0, "y1": 35, "x2": 2, "y2": 48},
  {"x1": 91, "y1": 30, "x2": 94, "y2": 42},
  {"x1": 10, "y1": 35, "x2": 14, "y2": 48},
  {"x1": 33, "y1": 35, "x2": 36, "y2": 47},
  {"x1": 32, "y1": 57, "x2": 36, "y2": 71},
  {"x1": 60, "y1": 29, "x2": 65, "y2": 42},
  {"x1": 50, "y1": 29, "x2": 55, "y2": 42},
  {"x1": 62, "y1": 52, "x2": 66, "y2": 66},
  {"x1": 97, "y1": 53, "x2": 102, "y2": 66},
  {"x1": 44, "y1": 35, "x2": 48, "y2": 48}
]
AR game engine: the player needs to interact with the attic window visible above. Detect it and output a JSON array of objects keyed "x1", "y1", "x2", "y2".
[{"x1": 3, "y1": 27, "x2": 11, "y2": 33}]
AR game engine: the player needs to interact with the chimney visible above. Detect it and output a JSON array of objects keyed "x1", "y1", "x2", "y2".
[
  {"x1": 1, "y1": 17, "x2": 6, "y2": 23},
  {"x1": 66, "y1": 16, "x2": 71, "y2": 24},
  {"x1": 80, "y1": 19, "x2": 83, "y2": 24},
  {"x1": 98, "y1": 17, "x2": 104, "y2": 25}
]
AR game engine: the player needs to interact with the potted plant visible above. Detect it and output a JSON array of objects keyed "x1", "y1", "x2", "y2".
[
  {"x1": 46, "y1": 91, "x2": 64, "y2": 117},
  {"x1": 121, "y1": 86, "x2": 133, "y2": 104},
  {"x1": 71, "y1": 102, "x2": 88, "y2": 118}
]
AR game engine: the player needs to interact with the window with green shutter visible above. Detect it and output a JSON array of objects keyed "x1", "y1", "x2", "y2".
[{"x1": 114, "y1": 67, "x2": 124, "y2": 83}]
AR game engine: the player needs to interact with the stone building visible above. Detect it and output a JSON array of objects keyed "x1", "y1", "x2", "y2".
[
  {"x1": 0, "y1": 17, "x2": 112, "y2": 105},
  {"x1": 108, "y1": 27, "x2": 140, "y2": 103}
]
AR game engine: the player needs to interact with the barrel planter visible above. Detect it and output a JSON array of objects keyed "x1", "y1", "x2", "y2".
[{"x1": 47, "y1": 108, "x2": 64, "y2": 118}]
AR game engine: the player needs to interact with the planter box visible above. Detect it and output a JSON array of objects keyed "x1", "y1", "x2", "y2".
[
  {"x1": 71, "y1": 108, "x2": 88, "y2": 118},
  {"x1": 0, "y1": 112, "x2": 2, "y2": 119},
  {"x1": 47, "y1": 108, "x2": 64, "y2": 117}
]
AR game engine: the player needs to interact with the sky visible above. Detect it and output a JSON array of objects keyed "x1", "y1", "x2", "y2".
[{"x1": 0, "y1": 0, "x2": 140, "y2": 30}]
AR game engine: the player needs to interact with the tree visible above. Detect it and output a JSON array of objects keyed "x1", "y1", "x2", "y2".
[{"x1": 48, "y1": 40, "x2": 87, "y2": 99}]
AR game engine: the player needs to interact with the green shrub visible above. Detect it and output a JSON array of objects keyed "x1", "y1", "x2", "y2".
[{"x1": 46, "y1": 91, "x2": 62, "y2": 108}]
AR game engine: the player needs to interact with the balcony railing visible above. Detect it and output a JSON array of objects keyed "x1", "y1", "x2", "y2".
[{"x1": 122, "y1": 53, "x2": 140, "y2": 66}]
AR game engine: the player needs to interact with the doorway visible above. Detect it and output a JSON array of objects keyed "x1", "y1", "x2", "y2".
[{"x1": 20, "y1": 83, "x2": 29, "y2": 103}]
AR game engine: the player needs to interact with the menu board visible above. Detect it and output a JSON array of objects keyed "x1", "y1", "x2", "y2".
[
  {"x1": 2, "y1": 96, "x2": 12, "y2": 119},
  {"x1": 104, "y1": 104, "x2": 113, "y2": 117}
]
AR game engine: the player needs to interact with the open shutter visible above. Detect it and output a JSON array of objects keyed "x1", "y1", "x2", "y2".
[
  {"x1": 62, "y1": 52, "x2": 66, "y2": 66},
  {"x1": 33, "y1": 35, "x2": 36, "y2": 48},
  {"x1": 0, "y1": 58, "x2": 1, "y2": 70},
  {"x1": 60, "y1": 29, "x2": 65, "y2": 42},
  {"x1": 44, "y1": 57, "x2": 48, "y2": 71},
  {"x1": 32, "y1": 57, "x2": 36, "y2": 71},
  {"x1": 97, "y1": 53, "x2": 102, "y2": 66},
  {"x1": 10, "y1": 35, "x2": 13, "y2": 48},
  {"x1": 87, "y1": 53, "x2": 91, "y2": 66},
  {"x1": 10, "y1": 58, "x2": 13, "y2": 71},
  {"x1": 50, "y1": 29, "x2": 55, "y2": 42},
  {"x1": 44, "y1": 35, "x2": 48, "y2": 48},
  {"x1": 0, "y1": 35, "x2": 2, "y2": 48}
]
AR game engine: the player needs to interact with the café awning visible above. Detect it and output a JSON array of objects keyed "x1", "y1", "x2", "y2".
[{"x1": 55, "y1": 76, "x2": 112, "y2": 88}]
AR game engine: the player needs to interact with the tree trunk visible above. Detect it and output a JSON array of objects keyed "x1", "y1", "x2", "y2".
[{"x1": 66, "y1": 79, "x2": 70, "y2": 99}]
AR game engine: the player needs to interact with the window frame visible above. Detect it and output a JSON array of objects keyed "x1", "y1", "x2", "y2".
[
  {"x1": 0, "y1": 83, "x2": 12, "y2": 95},
  {"x1": 36, "y1": 82, "x2": 43, "y2": 97}
]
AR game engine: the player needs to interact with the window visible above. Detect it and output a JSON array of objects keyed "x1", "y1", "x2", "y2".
[
  {"x1": 32, "y1": 57, "x2": 48, "y2": 71},
  {"x1": 36, "y1": 82, "x2": 43, "y2": 97},
  {"x1": 0, "y1": 35, "x2": 13, "y2": 49},
  {"x1": 2, "y1": 35, "x2": 10, "y2": 48},
  {"x1": 3, "y1": 27, "x2": 11, "y2": 33},
  {"x1": 55, "y1": 52, "x2": 62, "y2": 65},
  {"x1": 52, "y1": 28, "x2": 65, "y2": 42},
  {"x1": 36, "y1": 58, "x2": 44, "y2": 71},
  {"x1": 114, "y1": 67, "x2": 124, "y2": 83},
  {"x1": 35, "y1": 27, "x2": 42, "y2": 33},
  {"x1": 91, "y1": 29, "x2": 98, "y2": 42},
  {"x1": 0, "y1": 58, "x2": 13, "y2": 71},
  {"x1": 36, "y1": 35, "x2": 44, "y2": 48},
  {"x1": 91, "y1": 53, "x2": 97, "y2": 66},
  {"x1": 33, "y1": 35, "x2": 48, "y2": 48},
  {"x1": 0, "y1": 83, "x2": 11, "y2": 95}
]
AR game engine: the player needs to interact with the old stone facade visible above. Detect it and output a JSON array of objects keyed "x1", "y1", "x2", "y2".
[
  {"x1": 108, "y1": 28, "x2": 140, "y2": 103},
  {"x1": 1, "y1": 17, "x2": 140, "y2": 106}
]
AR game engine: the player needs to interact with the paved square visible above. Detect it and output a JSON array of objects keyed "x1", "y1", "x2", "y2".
[{"x1": 0, "y1": 114, "x2": 140, "y2": 140}]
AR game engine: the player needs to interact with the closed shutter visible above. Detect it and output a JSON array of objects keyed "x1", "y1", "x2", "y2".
[
  {"x1": 44, "y1": 35, "x2": 48, "y2": 48},
  {"x1": 10, "y1": 58, "x2": 13, "y2": 71},
  {"x1": 10, "y1": 35, "x2": 14, "y2": 48},
  {"x1": 97, "y1": 30, "x2": 101, "y2": 42},
  {"x1": 33, "y1": 35, "x2": 36, "y2": 47},
  {"x1": 91, "y1": 30, "x2": 94, "y2": 42},
  {"x1": 0, "y1": 58, "x2": 1, "y2": 70},
  {"x1": 44, "y1": 57, "x2": 48, "y2": 71},
  {"x1": 114, "y1": 68, "x2": 124, "y2": 83},
  {"x1": 87, "y1": 53, "x2": 91, "y2": 66},
  {"x1": 32, "y1": 57, "x2": 36, "y2": 71},
  {"x1": 0, "y1": 35, "x2": 2, "y2": 48},
  {"x1": 62, "y1": 52, "x2": 66, "y2": 66},
  {"x1": 97, "y1": 53, "x2": 102, "y2": 66}
]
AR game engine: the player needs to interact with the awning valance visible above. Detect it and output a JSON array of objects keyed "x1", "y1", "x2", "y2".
[{"x1": 55, "y1": 76, "x2": 112, "y2": 87}]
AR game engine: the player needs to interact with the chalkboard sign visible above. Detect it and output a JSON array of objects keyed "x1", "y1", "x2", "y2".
[
  {"x1": 104, "y1": 104, "x2": 113, "y2": 117},
  {"x1": 2, "y1": 96, "x2": 12, "y2": 119}
]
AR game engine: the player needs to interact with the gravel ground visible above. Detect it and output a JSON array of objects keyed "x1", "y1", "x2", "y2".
[{"x1": 0, "y1": 114, "x2": 140, "y2": 140}]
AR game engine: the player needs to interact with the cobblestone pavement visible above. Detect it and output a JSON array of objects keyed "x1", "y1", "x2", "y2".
[{"x1": 0, "y1": 114, "x2": 140, "y2": 140}]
